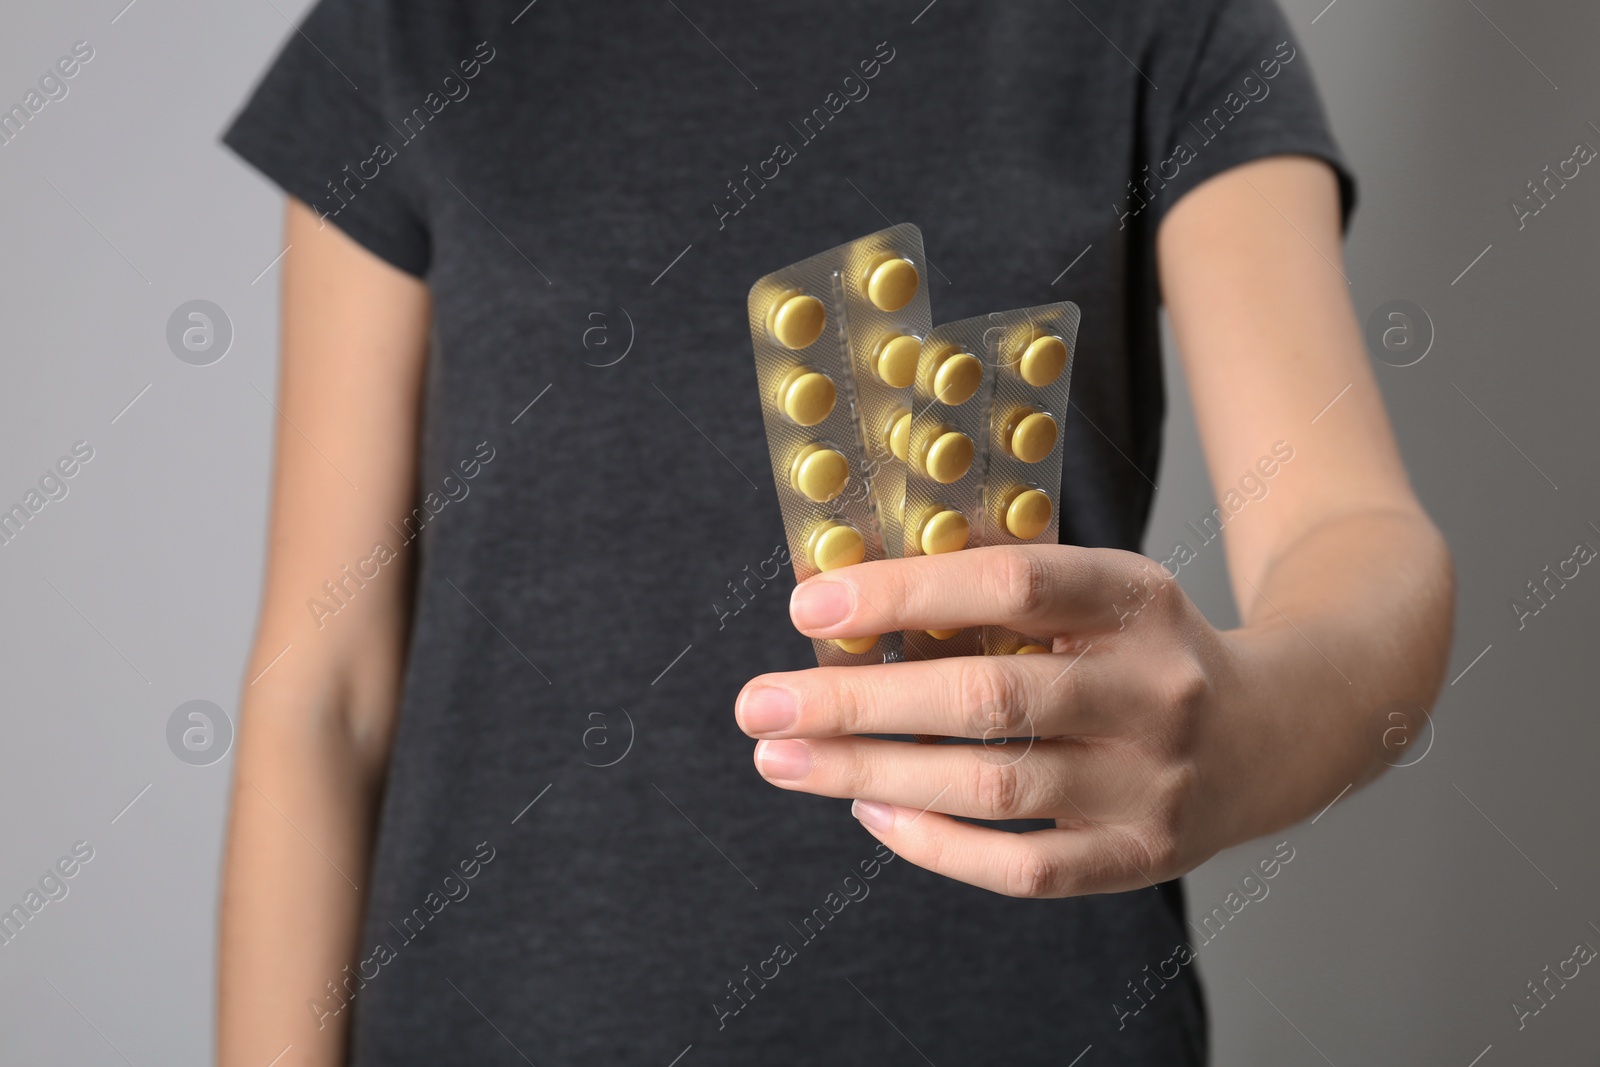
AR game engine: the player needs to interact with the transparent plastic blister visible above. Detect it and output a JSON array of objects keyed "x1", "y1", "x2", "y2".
[
  {"x1": 832, "y1": 224, "x2": 932, "y2": 561},
  {"x1": 899, "y1": 313, "x2": 1000, "y2": 663},
  {"x1": 747, "y1": 224, "x2": 932, "y2": 667},
  {"x1": 976, "y1": 302, "x2": 1079, "y2": 655}
]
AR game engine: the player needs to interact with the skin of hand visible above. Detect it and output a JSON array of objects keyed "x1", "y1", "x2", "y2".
[{"x1": 735, "y1": 156, "x2": 1454, "y2": 897}]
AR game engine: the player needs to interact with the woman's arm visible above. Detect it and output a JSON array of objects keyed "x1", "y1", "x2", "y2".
[
  {"x1": 1154, "y1": 154, "x2": 1455, "y2": 837},
  {"x1": 733, "y1": 155, "x2": 1455, "y2": 896},
  {"x1": 219, "y1": 199, "x2": 431, "y2": 1065}
]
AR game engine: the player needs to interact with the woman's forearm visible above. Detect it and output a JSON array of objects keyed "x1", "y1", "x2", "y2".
[
  {"x1": 1217, "y1": 507, "x2": 1454, "y2": 848},
  {"x1": 218, "y1": 657, "x2": 396, "y2": 1067}
]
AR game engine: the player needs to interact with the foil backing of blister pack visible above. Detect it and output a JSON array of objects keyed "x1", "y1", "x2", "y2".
[
  {"x1": 900, "y1": 313, "x2": 1002, "y2": 663},
  {"x1": 977, "y1": 303, "x2": 1080, "y2": 655},
  {"x1": 747, "y1": 224, "x2": 932, "y2": 667}
]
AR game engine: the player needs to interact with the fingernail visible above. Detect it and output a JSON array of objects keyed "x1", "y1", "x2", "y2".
[
  {"x1": 852, "y1": 799, "x2": 895, "y2": 833},
  {"x1": 791, "y1": 580, "x2": 853, "y2": 630},
  {"x1": 738, "y1": 686, "x2": 798, "y2": 735},
  {"x1": 755, "y1": 739, "x2": 811, "y2": 780}
]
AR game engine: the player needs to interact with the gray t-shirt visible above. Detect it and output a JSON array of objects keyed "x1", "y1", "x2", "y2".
[{"x1": 224, "y1": 1, "x2": 1351, "y2": 1062}]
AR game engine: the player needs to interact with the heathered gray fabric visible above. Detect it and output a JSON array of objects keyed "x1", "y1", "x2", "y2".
[{"x1": 223, "y1": 1, "x2": 1351, "y2": 1062}]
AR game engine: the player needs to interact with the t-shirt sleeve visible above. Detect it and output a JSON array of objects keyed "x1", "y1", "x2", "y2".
[
  {"x1": 221, "y1": 0, "x2": 431, "y2": 277},
  {"x1": 1147, "y1": 0, "x2": 1357, "y2": 231}
]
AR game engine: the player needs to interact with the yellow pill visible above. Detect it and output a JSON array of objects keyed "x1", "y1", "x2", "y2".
[
  {"x1": 779, "y1": 370, "x2": 836, "y2": 426},
  {"x1": 771, "y1": 293, "x2": 826, "y2": 350},
  {"x1": 865, "y1": 256, "x2": 919, "y2": 312},
  {"x1": 919, "y1": 508, "x2": 969, "y2": 555},
  {"x1": 875, "y1": 333, "x2": 921, "y2": 388},
  {"x1": 1015, "y1": 644, "x2": 1051, "y2": 654},
  {"x1": 888, "y1": 410, "x2": 912, "y2": 462},
  {"x1": 808, "y1": 522, "x2": 865, "y2": 572},
  {"x1": 926, "y1": 628, "x2": 961, "y2": 640},
  {"x1": 834, "y1": 635, "x2": 879, "y2": 654},
  {"x1": 1019, "y1": 335, "x2": 1068, "y2": 387},
  {"x1": 1005, "y1": 489, "x2": 1053, "y2": 540},
  {"x1": 791, "y1": 445, "x2": 850, "y2": 502},
  {"x1": 932, "y1": 351, "x2": 983, "y2": 406},
  {"x1": 1009, "y1": 411, "x2": 1058, "y2": 463},
  {"x1": 924, "y1": 430, "x2": 974, "y2": 484}
]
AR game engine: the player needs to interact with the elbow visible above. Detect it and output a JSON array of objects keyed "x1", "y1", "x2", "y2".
[
  {"x1": 235, "y1": 639, "x2": 404, "y2": 791},
  {"x1": 1419, "y1": 515, "x2": 1457, "y2": 709}
]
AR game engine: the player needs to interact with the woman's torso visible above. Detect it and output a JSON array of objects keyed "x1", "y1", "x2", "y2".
[{"x1": 336, "y1": 2, "x2": 1203, "y2": 1062}]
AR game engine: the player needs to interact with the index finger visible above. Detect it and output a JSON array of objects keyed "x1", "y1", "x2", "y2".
[{"x1": 788, "y1": 543, "x2": 1160, "y2": 639}]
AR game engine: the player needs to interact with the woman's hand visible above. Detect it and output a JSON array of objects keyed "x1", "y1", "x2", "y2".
[
  {"x1": 735, "y1": 543, "x2": 1332, "y2": 899},
  {"x1": 735, "y1": 158, "x2": 1459, "y2": 899}
]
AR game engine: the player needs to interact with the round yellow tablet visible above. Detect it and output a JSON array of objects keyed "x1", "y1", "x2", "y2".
[
  {"x1": 865, "y1": 256, "x2": 919, "y2": 312},
  {"x1": 926, "y1": 628, "x2": 961, "y2": 640},
  {"x1": 771, "y1": 293, "x2": 826, "y2": 350},
  {"x1": 932, "y1": 351, "x2": 983, "y2": 406},
  {"x1": 1009, "y1": 411, "x2": 1058, "y2": 463},
  {"x1": 919, "y1": 508, "x2": 969, "y2": 555},
  {"x1": 791, "y1": 445, "x2": 850, "y2": 502},
  {"x1": 875, "y1": 333, "x2": 920, "y2": 388},
  {"x1": 808, "y1": 522, "x2": 865, "y2": 572},
  {"x1": 1005, "y1": 489, "x2": 1053, "y2": 540},
  {"x1": 779, "y1": 370, "x2": 836, "y2": 426},
  {"x1": 924, "y1": 430, "x2": 974, "y2": 484},
  {"x1": 888, "y1": 410, "x2": 912, "y2": 462},
  {"x1": 834, "y1": 635, "x2": 879, "y2": 654},
  {"x1": 1015, "y1": 644, "x2": 1051, "y2": 654},
  {"x1": 1019, "y1": 335, "x2": 1068, "y2": 387}
]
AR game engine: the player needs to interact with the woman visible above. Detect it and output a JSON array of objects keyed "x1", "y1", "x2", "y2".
[{"x1": 219, "y1": 1, "x2": 1453, "y2": 1063}]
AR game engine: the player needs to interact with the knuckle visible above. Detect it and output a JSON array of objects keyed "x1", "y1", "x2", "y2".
[
  {"x1": 956, "y1": 660, "x2": 1028, "y2": 737},
  {"x1": 1160, "y1": 651, "x2": 1212, "y2": 724},
  {"x1": 1149, "y1": 567, "x2": 1190, "y2": 618},
  {"x1": 1130, "y1": 788, "x2": 1189, "y2": 875},
  {"x1": 990, "y1": 549, "x2": 1052, "y2": 621},
  {"x1": 831, "y1": 742, "x2": 875, "y2": 798},
  {"x1": 830, "y1": 676, "x2": 870, "y2": 736},
  {"x1": 954, "y1": 660, "x2": 1001, "y2": 731},
  {"x1": 1004, "y1": 846, "x2": 1062, "y2": 899},
  {"x1": 1132, "y1": 822, "x2": 1182, "y2": 877},
  {"x1": 883, "y1": 563, "x2": 922, "y2": 625},
  {"x1": 972, "y1": 756, "x2": 1023, "y2": 820}
]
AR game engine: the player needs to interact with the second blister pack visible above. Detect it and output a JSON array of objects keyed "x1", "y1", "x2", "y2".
[
  {"x1": 976, "y1": 303, "x2": 1079, "y2": 654},
  {"x1": 899, "y1": 303, "x2": 1079, "y2": 663}
]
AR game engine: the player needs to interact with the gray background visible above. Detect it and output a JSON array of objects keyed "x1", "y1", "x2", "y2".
[{"x1": 1, "y1": 0, "x2": 1595, "y2": 1063}]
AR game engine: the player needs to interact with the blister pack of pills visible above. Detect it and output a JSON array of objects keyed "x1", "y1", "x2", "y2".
[
  {"x1": 974, "y1": 303, "x2": 1079, "y2": 655},
  {"x1": 892, "y1": 303, "x2": 1075, "y2": 743},
  {"x1": 898, "y1": 314, "x2": 1000, "y2": 663},
  {"x1": 897, "y1": 303, "x2": 1078, "y2": 662},
  {"x1": 746, "y1": 224, "x2": 933, "y2": 667}
]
